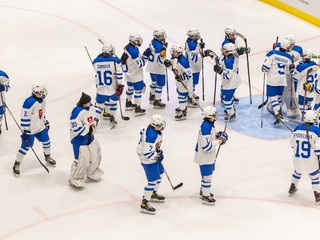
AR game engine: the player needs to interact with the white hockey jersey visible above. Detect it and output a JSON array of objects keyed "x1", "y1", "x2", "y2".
[
  {"x1": 185, "y1": 38, "x2": 202, "y2": 73},
  {"x1": 0, "y1": 70, "x2": 10, "y2": 106},
  {"x1": 218, "y1": 55, "x2": 241, "y2": 90},
  {"x1": 122, "y1": 43, "x2": 145, "y2": 83},
  {"x1": 170, "y1": 56, "x2": 192, "y2": 93},
  {"x1": 20, "y1": 96, "x2": 46, "y2": 134},
  {"x1": 290, "y1": 124, "x2": 320, "y2": 173},
  {"x1": 145, "y1": 38, "x2": 167, "y2": 75}
]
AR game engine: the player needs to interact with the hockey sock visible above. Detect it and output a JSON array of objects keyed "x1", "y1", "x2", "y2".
[
  {"x1": 155, "y1": 86, "x2": 163, "y2": 100},
  {"x1": 144, "y1": 180, "x2": 157, "y2": 200},
  {"x1": 178, "y1": 95, "x2": 187, "y2": 110},
  {"x1": 309, "y1": 170, "x2": 320, "y2": 192},
  {"x1": 201, "y1": 175, "x2": 212, "y2": 196},
  {"x1": 42, "y1": 140, "x2": 51, "y2": 155},
  {"x1": 153, "y1": 174, "x2": 163, "y2": 192},
  {"x1": 150, "y1": 81, "x2": 156, "y2": 95},
  {"x1": 134, "y1": 90, "x2": 142, "y2": 106},
  {"x1": 126, "y1": 86, "x2": 134, "y2": 101},
  {"x1": 292, "y1": 170, "x2": 302, "y2": 185}
]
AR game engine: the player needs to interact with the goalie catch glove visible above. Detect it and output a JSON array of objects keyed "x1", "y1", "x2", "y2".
[{"x1": 216, "y1": 131, "x2": 228, "y2": 145}]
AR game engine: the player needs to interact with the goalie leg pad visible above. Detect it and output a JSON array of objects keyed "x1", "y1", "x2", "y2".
[
  {"x1": 87, "y1": 139, "x2": 104, "y2": 181},
  {"x1": 69, "y1": 145, "x2": 91, "y2": 188}
]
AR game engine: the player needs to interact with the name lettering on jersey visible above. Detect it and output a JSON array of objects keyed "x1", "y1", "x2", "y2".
[
  {"x1": 38, "y1": 109, "x2": 43, "y2": 119},
  {"x1": 97, "y1": 64, "x2": 111, "y2": 69},
  {"x1": 87, "y1": 116, "x2": 93, "y2": 124},
  {"x1": 275, "y1": 57, "x2": 288, "y2": 64},
  {"x1": 294, "y1": 133, "x2": 313, "y2": 139}
]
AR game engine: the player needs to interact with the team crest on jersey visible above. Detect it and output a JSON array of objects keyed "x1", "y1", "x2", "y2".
[{"x1": 87, "y1": 116, "x2": 93, "y2": 124}]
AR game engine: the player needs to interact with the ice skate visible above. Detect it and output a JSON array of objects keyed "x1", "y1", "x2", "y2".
[
  {"x1": 125, "y1": 99, "x2": 137, "y2": 111},
  {"x1": 149, "y1": 93, "x2": 155, "y2": 104},
  {"x1": 44, "y1": 154, "x2": 56, "y2": 166},
  {"x1": 102, "y1": 111, "x2": 111, "y2": 120},
  {"x1": 187, "y1": 97, "x2": 198, "y2": 108},
  {"x1": 140, "y1": 198, "x2": 156, "y2": 215},
  {"x1": 224, "y1": 112, "x2": 236, "y2": 122},
  {"x1": 13, "y1": 161, "x2": 20, "y2": 177},
  {"x1": 314, "y1": 191, "x2": 320, "y2": 206},
  {"x1": 150, "y1": 191, "x2": 165, "y2": 203},
  {"x1": 110, "y1": 115, "x2": 117, "y2": 130},
  {"x1": 199, "y1": 189, "x2": 214, "y2": 199},
  {"x1": 233, "y1": 96, "x2": 239, "y2": 103},
  {"x1": 286, "y1": 109, "x2": 299, "y2": 118},
  {"x1": 288, "y1": 183, "x2": 298, "y2": 196},
  {"x1": 134, "y1": 106, "x2": 146, "y2": 117},
  {"x1": 201, "y1": 195, "x2": 216, "y2": 205},
  {"x1": 175, "y1": 109, "x2": 187, "y2": 121},
  {"x1": 153, "y1": 100, "x2": 166, "y2": 109}
]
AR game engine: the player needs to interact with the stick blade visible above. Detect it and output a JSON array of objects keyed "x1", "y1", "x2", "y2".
[
  {"x1": 122, "y1": 116, "x2": 130, "y2": 121},
  {"x1": 173, "y1": 182, "x2": 183, "y2": 190}
]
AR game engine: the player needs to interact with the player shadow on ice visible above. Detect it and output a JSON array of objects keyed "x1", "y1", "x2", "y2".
[{"x1": 215, "y1": 95, "x2": 299, "y2": 140}]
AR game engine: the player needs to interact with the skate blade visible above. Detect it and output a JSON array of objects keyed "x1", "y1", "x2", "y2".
[
  {"x1": 135, "y1": 112, "x2": 146, "y2": 117},
  {"x1": 149, "y1": 199, "x2": 165, "y2": 203},
  {"x1": 125, "y1": 107, "x2": 135, "y2": 111},
  {"x1": 140, "y1": 209, "x2": 156, "y2": 215},
  {"x1": 201, "y1": 201, "x2": 215, "y2": 206},
  {"x1": 13, "y1": 172, "x2": 20, "y2": 178},
  {"x1": 175, "y1": 117, "x2": 187, "y2": 121},
  {"x1": 153, "y1": 106, "x2": 166, "y2": 109}
]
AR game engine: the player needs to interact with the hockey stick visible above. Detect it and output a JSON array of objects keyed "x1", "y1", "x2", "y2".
[
  {"x1": 161, "y1": 163, "x2": 183, "y2": 190},
  {"x1": 166, "y1": 68, "x2": 170, "y2": 101},
  {"x1": 0, "y1": 92, "x2": 8, "y2": 130},
  {"x1": 4, "y1": 103, "x2": 49, "y2": 173},
  {"x1": 216, "y1": 116, "x2": 230, "y2": 159},
  {"x1": 301, "y1": 68, "x2": 313, "y2": 122},
  {"x1": 277, "y1": 116, "x2": 293, "y2": 132},
  {"x1": 261, "y1": 73, "x2": 266, "y2": 128},
  {"x1": 200, "y1": 38, "x2": 205, "y2": 101},
  {"x1": 236, "y1": 32, "x2": 252, "y2": 104}
]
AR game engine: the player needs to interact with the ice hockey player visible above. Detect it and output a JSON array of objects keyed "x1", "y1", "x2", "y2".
[
  {"x1": 213, "y1": 43, "x2": 240, "y2": 122},
  {"x1": 165, "y1": 44, "x2": 192, "y2": 121},
  {"x1": 185, "y1": 28, "x2": 215, "y2": 107},
  {"x1": 13, "y1": 82, "x2": 56, "y2": 176},
  {"x1": 289, "y1": 110, "x2": 320, "y2": 205},
  {"x1": 0, "y1": 70, "x2": 10, "y2": 135},
  {"x1": 92, "y1": 43, "x2": 124, "y2": 129},
  {"x1": 137, "y1": 114, "x2": 166, "y2": 215},
  {"x1": 292, "y1": 48, "x2": 319, "y2": 116},
  {"x1": 120, "y1": 33, "x2": 146, "y2": 116},
  {"x1": 194, "y1": 106, "x2": 228, "y2": 205},
  {"x1": 262, "y1": 39, "x2": 294, "y2": 125},
  {"x1": 142, "y1": 28, "x2": 168, "y2": 109},
  {"x1": 222, "y1": 26, "x2": 250, "y2": 103},
  {"x1": 274, "y1": 34, "x2": 303, "y2": 118},
  {"x1": 69, "y1": 92, "x2": 104, "y2": 189}
]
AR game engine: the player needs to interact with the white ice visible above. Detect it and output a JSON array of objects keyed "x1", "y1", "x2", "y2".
[{"x1": 0, "y1": 0, "x2": 320, "y2": 239}]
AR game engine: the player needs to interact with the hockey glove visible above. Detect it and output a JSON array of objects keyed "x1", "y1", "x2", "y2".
[
  {"x1": 199, "y1": 42, "x2": 205, "y2": 49},
  {"x1": 175, "y1": 74, "x2": 185, "y2": 82},
  {"x1": 203, "y1": 49, "x2": 214, "y2": 58},
  {"x1": 116, "y1": 85, "x2": 125, "y2": 96},
  {"x1": 244, "y1": 47, "x2": 251, "y2": 54},
  {"x1": 0, "y1": 84, "x2": 5, "y2": 92},
  {"x1": 236, "y1": 47, "x2": 250, "y2": 55},
  {"x1": 156, "y1": 149, "x2": 164, "y2": 162},
  {"x1": 164, "y1": 59, "x2": 172, "y2": 67},
  {"x1": 142, "y1": 48, "x2": 152, "y2": 60},
  {"x1": 303, "y1": 82, "x2": 313, "y2": 92},
  {"x1": 213, "y1": 65, "x2": 223, "y2": 75},
  {"x1": 216, "y1": 131, "x2": 228, "y2": 145},
  {"x1": 120, "y1": 52, "x2": 129, "y2": 65},
  {"x1": 45, "y1": 120, "x2": 50, "y2": 131},
  {"x1": 289, "y1": 63, "x2": 295, "y2": 74},
  {"x1": 21, "y1": 130, "x2": 31, "y2": 140}
]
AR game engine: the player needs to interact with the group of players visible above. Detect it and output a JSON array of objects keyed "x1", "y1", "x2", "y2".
[{"x1": 1, "y1": 26, "x2": 320, "y2": 214}]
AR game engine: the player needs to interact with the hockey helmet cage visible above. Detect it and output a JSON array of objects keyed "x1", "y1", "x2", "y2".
[
  {"x1": 150, "y1": 114, "x2": 166, "y2": 131},
  {"x1": 225, "y1": 26, "x2": 236, "y2": 38},
  {"x1": 222, "y1": 43, "x2": 236, "y2": 55},
  {"x1": 302, "y1": 48, "x2": 313, "y2": 61},
  {"x1": 203, "y1": 106, "x2": 217, "y2": 119},
  {"x1": 129, "y1": 33, "x2": 143, "y2": 47},
  {"x1": 102, "y1": 43, "x2": 115, "y2": 55},
  {"x1": 32, "y1": 82, "x2": 47, "y2": 99},
  {"x1": 187, "y1": 28, "x2": 200, "y2": 38},
  {"x1": 280, "y1": 39, "x2": 291, "y2": 51},
  {"x1": 304, "y1": 110, "x2": 318, "y2": 124},
  {"x1": 153, "y1": 28, "x2": 167, "y2": 39}
]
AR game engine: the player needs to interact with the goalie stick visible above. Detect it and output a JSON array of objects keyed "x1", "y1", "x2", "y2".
[{"x1": 236, "y1": 32, "x2": 252, "y2": 104}]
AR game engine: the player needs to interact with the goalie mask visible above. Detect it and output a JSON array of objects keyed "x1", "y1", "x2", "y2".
[
  {"x1": 150, "y1": 114, "x2": 166, "y2": 131},
  {"x1": 225, "y1": 26, "x2": 236, "y2": 40},
  {"x1": 187, "y1": 28, "x2": 200, "y2": 40},
  {"x1": 129, "y1": 33, "x2": 143, "y2": 47},
  {"x1": 304, "y1": 110, "x2": 318, "y2": 124},
  {"x1": 102, "y1": 43, "x2": 115, "y2": 55},
  {"x1": 32, "y1": 82, "x2": 47, "y2": 99}
]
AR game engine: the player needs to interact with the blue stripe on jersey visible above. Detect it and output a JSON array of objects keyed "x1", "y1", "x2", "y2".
[
  {"x1": 127, "y1": 44, "x2": 139, "y2": 59},
  {"x1": 0, "y1": 70, "x2": 9, "y2": 78},
  {"x1": 92, "y1": 54, "x2": 121, "y2": 64},
  {"x1": 296, "y1": 61, "x2": 317, "y2": 73},
  {"x1": 22, "y1": 96, "x2": 42, "y2": 109},
  {"x1": 224, "y1": 57, "x2": 235, "y2": 71},
  {"x1": 200, "y1": 121, "x2": 214, "y2": 136},
  {"x1": 151, "y1": 38, "x2": 165, "y2": 54},
  {"x1": 186, "y1": 38, "x2": 198, "y2": 51}
]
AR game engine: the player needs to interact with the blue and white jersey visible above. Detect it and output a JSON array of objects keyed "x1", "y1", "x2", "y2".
[
  {"x1": 137, "y1": 127, "x2": 163, "y2": 164},
  {"x1": 185, "y1": 38, "x2": 202, "y2": 72},
  {"x1": 0, "y1": 70, "x2": 10, "y2": 106},
  {"x1": 217, "y1": 55, "x2": 241, "y2": 90},
  {"x1": 20, "y1": 96, "x2": 46, "y2": 134},
  {"x1": 262, "y1": 49, "x2": 293, "y2": 86},
  {"x1": 70, "y1": 104, "x2": 97, "y2": 141},
  {"x1": 123, "y1": 43, "x2": 145, "y2": 83},
  {"x1": 274, "y1": 43, "x2": 303, "y2": 63},
  {"x1": 170, "y1": 55, "x2": 192, "y2": 93},
  {"x1": 194, "y1": 120, "x2": 219, "y2": 165},
  {"x1": 292, "y1": 61, "x2": 318, "y2": 97},
  {"x1": 93, "y1": 54, "x2": 123, "y2": 96},
  {"x1": 145, "y1": 38, "x2": 167, "y2": 74},
  {"x1": 290, "y1": 124, "x2": 320, "y2": 173}
]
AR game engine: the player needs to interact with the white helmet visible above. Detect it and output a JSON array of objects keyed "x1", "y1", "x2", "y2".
[
  {"x1": 170, "y1": 44, "x2": 184, "y2": 56},
  {"x1": 32, "y1": 82, "x2": 47, "y2": 99},
  {"x1": 203, "y1": 106, "x2": 217, "y2": 119},
  {"x1": 225, "y1": 26, "x2": 236, "y2": 38},
  {"x1": 129, "y1": 32, "x2": 143, "y2": 46},
  {"x1": 285, "y1": 34, "x2": 296, "y2": 45},
  {"x1": 222, "y1": 43, "x2": 235, "y2": 55},
  {"x1": 150, "y1": 114, "x2": 166, "y2": 131},
  {"x1": 302, "y1": 48, "x2": 313, "y2": 61},
  {"x1": 187, "y1": 28, "x2": 200, "y2": 38},
  {"x1": 304, "y1": 110, "x2": 318, "y2": 124},
  {"x1": 280, "y1": 39, "x2": 290, "y2": 51},
  {"x1": 102, "y1": 43, "x2": 115, "y2": 55},
  {"x1": 153, "y1": 28, "x2": 167, "y2": 39}
]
